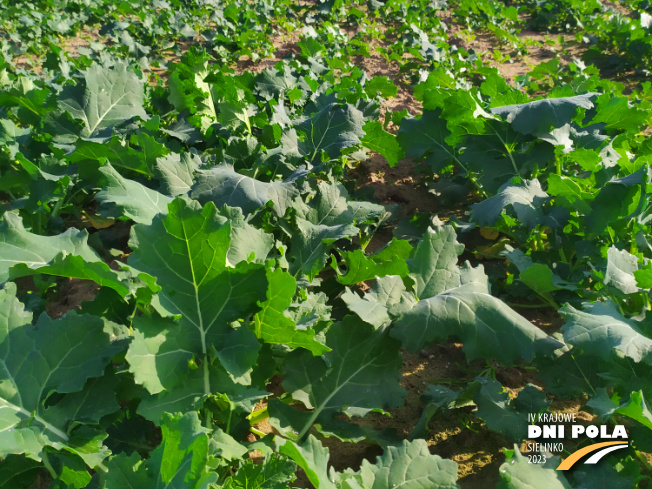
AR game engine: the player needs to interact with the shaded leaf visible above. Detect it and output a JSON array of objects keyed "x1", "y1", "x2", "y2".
[
  {"x1": 562, "y1": 302, "x2": 652, "y2": 365},
  {"x1": 191, "y1": 166, "x2": 299, "y2": 217},
  {"x1": 489, "y1": 93, "x2": 597, "y2": 136},
  {"x1": 271, "y1": 317, "x2": 405, "y2": 439},
  {"x1": 0, "y1": 213, "x2": 130, "y2": 297},
  {"x1": 471, "y1": 179, "x2": 550, "y2": 228},
  {"x1": 96, "y1": 163, "x2": 172, "y2": 224},
  {"x1": 0, "y1": 283, "x2": 121, "y2": 462}
]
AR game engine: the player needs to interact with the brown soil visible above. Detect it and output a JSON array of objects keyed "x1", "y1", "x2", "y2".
[
  {"x1": 518, "y1": 305, "x2": 565, "y2": 332},
  {"x1": 45, "y1": 278, "x2": 100, "y2": 318},
  {"x1": 352, "y1": 155, "x2": 436, "y2": 218},
  {"x1": 451, "y1": 26, "x2": 586, "y2": 86},
  {"x1": 235, "y1": 29, "x2": 302, "y2": 74}
]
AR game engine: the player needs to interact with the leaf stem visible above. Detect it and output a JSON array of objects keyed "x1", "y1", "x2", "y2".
[
  {"x1": 42, "y1": 450, "x2": 57, "y2": 481},
  {"x1": 51, "y1": 192, "x2": 66, "y2": 219},
  {"x1": 204, "y1": 407, "x2": 213, "y2": 429},
  {"x1": 488, "y1": 122, "x2": 519, "y2": 176},
  {"x1": 226, "y1": 407, "x2": 233, "y2": 435},
  {"x1": 635, "y1": 449, "x2": 652, "y2": 471},
  {"x1": 250, "y1": 426, "x2": 266, "y2": 438}
]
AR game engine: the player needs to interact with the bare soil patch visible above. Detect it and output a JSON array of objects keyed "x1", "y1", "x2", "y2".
[
  {"x1": 452, "y1": 27, "x2": 586, "y2": 86},
  {"x1": 45, "y1": 278, "x2": 100, "y2": 318},
  {"x1": 235, "y1": 29, "x2": 302, "y2": 74}
]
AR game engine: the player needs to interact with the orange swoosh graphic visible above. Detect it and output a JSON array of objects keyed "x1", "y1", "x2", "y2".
[{"x1": 557, "y1": 441, "x2": 629, "y2": 470}]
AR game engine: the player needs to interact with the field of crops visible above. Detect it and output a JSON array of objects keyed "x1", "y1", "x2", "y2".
[{"x1": 4, "y1": 0, "x2": 652, "y2": 487}]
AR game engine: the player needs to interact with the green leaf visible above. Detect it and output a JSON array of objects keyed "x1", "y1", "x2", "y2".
[
  {"x1": 295, "y1": 103, "x2": 365, "y2": 161},
  {"x1": 561, "y1": 302, "x2": 652, "y2": 365},
  {"x1": 0, "y1": 282, "x2": 32, "y2": 334},
  {"x1": 586, "y1": 388, "x2": 620, "y2": 420},
  {"x1": 288, "y1": 183, "x2": 360, "y2": 279},
  {"x1": 223, "y1": 455, "x2": 297, "y2": 489},
  {"x1": 295, "y1": 183, "x2": 356, "y2": 227},
  {"x1": 396, "y1": 109, "x2": 456, "y2": 172},
  {"x1": 271, "y1": 316, "x2": 405, "y2": 439},
  {"x1": 471, "y1": 179, "x2": 550, "y2": 228},
  {"x1": 546, "y1": 174, "x2": 594, "y2": 214},
  {"x1": 65, "y1": 427, "x2": 112, "y2": 468},
  {"x1": 409, "y1": 384, "x2": 461, "y2": 439},
  {"x1": 96, "y1": 163, "x2": 172, "y2": 224},
  {"x1": 359, "y1": 439, "x2": 459, "y2": 489},
  {"x1": 341, "y1": 275, "x2": 414, "y2": 329},
  {"x1": 474, "y1": 380, "x2": 549, "y2": 441},
  {"x1": 101, "y1": 412, "x2": 218, "y2": 488},
  {"x1": 276, "y1": 435, "x2": 335, "y2": 489},
  {"x1": 498, "y1": 446, "x2": 570, "y2": 489},
  {"x1": 219, "y1": 100, "x2": 256, "y2": 132},
  {"x1": 255, "y1": 68, "x2": 308, "y2": 101},
  {"x1": 394, "y1": 226, "x2": 561, "y2": 362},
  {"x1": 277, "y1": 436, "x2": 460, "y2": 489},
  {"x1": 489, "y1": 93, "x2": 597, "y2": 136},
  {"x1": 252, "y1": 267, "x2": 330, "y2": 355},
  {"x1": 216, "y1": 206, "x2": 274, "y2": 266},
  {"x1": 44, "y1": 374, "x2": 121, "y2": 432},
  {"x1": 297, "y1": 37, "x2": 324, "y2": 58},
  {"x1": 604, "y1": 246, "x2": 639, "y2": 295},
  {"x1": 47, "y1": 61, "x2": 146, "y2": 141},
  {"x1": 502, "y1": 246, "x2": 576, "y2": 300},
  {"x1": 536, "y1": 350, "x2": 604, "y2": 398},
  {"x1": 210, "y1": 428, "x2": 248, "y2": 461},
  {"x1": 126, "y1": 198, "x2": 269, "y2": 418},
  {"x1": 136, "y1": 370, "x2": 266, "y2": 424},
  {"x1": 191, "y1": 166, "x2": 299, "y2": 217},
  {"x1": 409, "y1": 225, "x2": 465, "y2": 300},
  {"x1": 429, "y1": 91, "x2": 489, "y2": 145},
  {"x1": 0, "y1": 455, "x2": 41, "y2": 489},
  {"x1": 341, "y1": 288, "x2": 392, "y2": 329},
  {"x1": 572, "y1": 147, "x2": 604, "y2": 172},
  {"x1": 458, "y1": 124, "x2": 546, "y2": 195},
  {"x1": 591, "y1": 95, "x2": 648, "y2": 133},
  {"x1": 156, "y1": 152, "x2": 201, "y2": 196},
  {"x1": 68, "y1": 136, "x2": 156, "y2": 177},
  {"x1": 361, "y1": 121, "x2": 403, "y2": 167},
  {"x1": 332, "y1": 238, "x2": 412, "y2": 285},
  {"x1": 364, "y1": 76, "x2": 398, "y2": 98},
  {"x1": 0, "y1": 283, "x2": 121, "y2": 461},
  {"x1": 614, "y1": 391, "x2": 652, "y2": 430},
  {"x1": 51, "y1": 451, "x2": 92, "y2": 488},
  {"x1": 99, "y1": 452, "x2": 150, "y2": 488},
  {"x1": 286, "y1": 290, "x2": 332, "y2": 331},
  {"x1": 586, "y1": 182, "x2": 640, "y2": 235},
  {"x1": 168, "y1": 50, "x2": 217, "y2": 134},
  {"x1": 572, "y1": 462, "x2": 641, "y2": 489},
  {"x1": 392, "y1": 280, "x2": 561, "y2": 364},
  {"x1": 0, "y1": 119, "x2": 31, "y2": 158},
  {"x1": 0, "y1": 77, "x2": 51, "y2": 125},
  {"x1": 0, "y1": 212, "x2": 131, "y2": 297}
]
